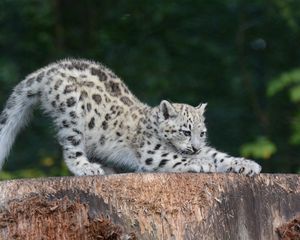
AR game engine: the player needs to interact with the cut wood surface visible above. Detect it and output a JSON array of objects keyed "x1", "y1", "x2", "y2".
[{"x1": 0, "y1": 173, "x2": 299, "y2": 240}]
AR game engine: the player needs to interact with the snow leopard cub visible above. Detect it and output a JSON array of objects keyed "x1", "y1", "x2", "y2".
[{"x1": 0, "y1": 59, "x2": 261, "y2": 176}]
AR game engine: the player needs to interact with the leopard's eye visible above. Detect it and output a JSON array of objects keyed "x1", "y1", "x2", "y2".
[
  {"x1": 200, "y1": 131, "x2": 206, "y2": 137},
  {"x1": 182, "y1": 130, "x2": 191, "y2": 137}
]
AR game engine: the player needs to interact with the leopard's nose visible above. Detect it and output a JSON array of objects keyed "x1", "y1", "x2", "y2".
[{"x1": 192, "y1": 146, "x2": 199, "y2": 153}]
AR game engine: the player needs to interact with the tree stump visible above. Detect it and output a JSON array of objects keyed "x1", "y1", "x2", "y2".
[{"x1": 0, "y1": 173, "x2": 299, "y2": 240}]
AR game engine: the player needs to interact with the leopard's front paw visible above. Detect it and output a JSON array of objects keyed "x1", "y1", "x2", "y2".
[
  {"x1": 186, "y1": 163, "x2": 215, "y2": 173},
  {"x1": 227, "y1": 158, "x2": 261, "y2": 176}
]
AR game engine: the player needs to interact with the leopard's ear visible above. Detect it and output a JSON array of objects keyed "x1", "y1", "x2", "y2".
[
  {"x1": 196, "y1": 103, "x2": 207, "y2": 114},
  {"x1": 159, "y1": 100, "x2": 177, "y2": 120}
]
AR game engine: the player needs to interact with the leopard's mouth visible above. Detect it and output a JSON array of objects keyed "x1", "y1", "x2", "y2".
[
  {"x1": 181, "y1": 149, "x2": 198, "y2": 155},
  {"x1": 181, "y1": 150, "x2": 193, "y2": 155},
  {"x1": 167, "y1": 141, "x2": 196, "y2": 155}
]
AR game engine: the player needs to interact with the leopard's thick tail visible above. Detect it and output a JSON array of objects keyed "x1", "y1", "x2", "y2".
[{"x1": 0, "y1": 71, "x2": 45, "y2": 169}]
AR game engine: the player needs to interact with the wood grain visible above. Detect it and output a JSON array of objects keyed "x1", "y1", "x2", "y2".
[{"x1": 0, "y1": 173, "x2": 299, "y2": 239}]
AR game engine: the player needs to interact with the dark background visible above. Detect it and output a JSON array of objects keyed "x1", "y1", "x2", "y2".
[{"x1": 0, "y1": 0, "x2": 299, "y2": 179}]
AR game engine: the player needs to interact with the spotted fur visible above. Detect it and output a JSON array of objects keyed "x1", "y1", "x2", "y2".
[{"x1": 0, "y1": 59, "x2": 261, "y2": 176}]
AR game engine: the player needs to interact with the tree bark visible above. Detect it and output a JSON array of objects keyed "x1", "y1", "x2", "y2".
[{"x1": 0, "y1": 173, "x2": 299, "y2": 240}]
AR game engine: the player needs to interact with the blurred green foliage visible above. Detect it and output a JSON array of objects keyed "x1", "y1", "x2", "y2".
[
  {"x1": 268, "y1": 68, "x2": 300, "y2": 146},
  {"x1": 0, "y1": 0, "x2": 300, "y2": 179},
  {"x1": 241, "y1": 137, "x2": 277, "y2": 160}
]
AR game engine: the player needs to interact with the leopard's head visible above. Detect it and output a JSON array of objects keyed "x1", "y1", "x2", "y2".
[{"x1": 155, "y1": 100, "x2": 207, "y2": 154}]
